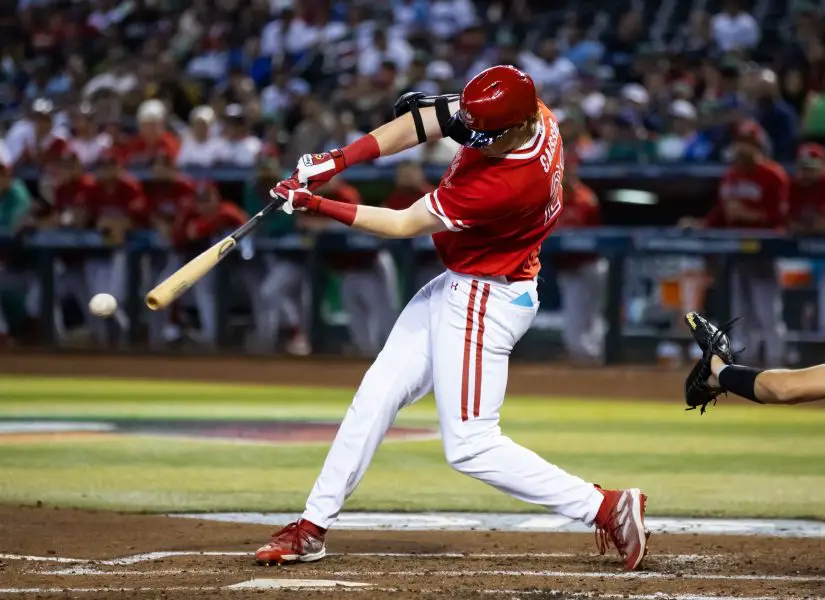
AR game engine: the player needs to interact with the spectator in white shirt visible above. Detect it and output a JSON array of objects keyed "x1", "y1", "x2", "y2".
[
  {"x1": 214, "y1": 104, "x2": 263, "y2": 167},
  {"x1": 177, "y1": 106, "x2": 222, "y2": 169},
  {"x1": 67, "y1": 102, "x2": 112, "y2": 168},
  {"x1": 658, "y1": 100, "x2": 699, "y2": 161},
  {"x1": 521, "y1": 39, "x2": 577, "y2": 96},
  {"x1": 186, "y1": 35, "x2": 230, "y2": 81},
  {"x1": 82, "y1": 47, "x2": 138, "y2": 98},
  {"x1": 357, "y1": 29, "x2": 413, "y2": 77},
  {"x1": 430, "y1": 0, "x2": 477, "y2": 40},
  {"x1": 261, "y1": 69, "x2": 310, "y2": 120},
  {"x1": 0, "y1": 139, "x2": 10, "y2": 167},
  {"x1": 711, "y1": 0, "x2": 760, "y2": 54}
]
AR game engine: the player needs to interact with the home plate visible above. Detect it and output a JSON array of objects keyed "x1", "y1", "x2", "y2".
[{"x1": 227, "y1": 579, "x2": 372, "y2": 589}]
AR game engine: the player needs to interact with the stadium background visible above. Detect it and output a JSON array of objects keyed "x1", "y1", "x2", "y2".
[{"x1": 0, "y1": 2, "x2": 824, "y2": 598}]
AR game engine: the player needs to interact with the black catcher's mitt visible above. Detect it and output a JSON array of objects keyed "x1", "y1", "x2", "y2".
[
  {"x1": 684, "y1": 358, "x2": 725, "y2": 414},
  {"x1": 682, "y1": 312, "x2": 740, "y2": 414}
]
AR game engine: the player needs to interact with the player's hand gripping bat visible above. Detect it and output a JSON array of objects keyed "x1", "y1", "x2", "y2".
[{"x1": 145, "y1": 195, "x2": 286, "y2": 311}]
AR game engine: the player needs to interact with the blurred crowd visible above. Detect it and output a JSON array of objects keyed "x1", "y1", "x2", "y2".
[
  {"x1": 3, "y1": 0, "x2": 825, "y2": 360},
  {"x1": 2, "y1": 0, "x2": 825, "y2": 173}
]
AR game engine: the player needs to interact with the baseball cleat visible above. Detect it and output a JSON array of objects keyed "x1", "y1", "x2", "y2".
[
  {"x1": 255, "y1": 519, "x2": 327, "y2": 566},
  {"x1": 595, "y1": 487, "x2": 650, "y2": 571}
]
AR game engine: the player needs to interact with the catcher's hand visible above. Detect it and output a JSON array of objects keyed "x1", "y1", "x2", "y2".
[{"x1": 682, "y1": 312, "x2": 739, "y2": 414}]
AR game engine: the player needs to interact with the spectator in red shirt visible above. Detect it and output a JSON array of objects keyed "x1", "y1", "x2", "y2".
[
  {"x1": 172, "y1": 181, "x2": 247, "y2": 347},
  {"x1": 384, "y1": 161, "x2": 441, "y2": 288},
  {"x1": 553, "y1": 152, "x2": 604, "y2": 363},
  {"x1": 120, "y1": 100, "x2": 181, "y2": 167},
  {"x1": 313, "y1": 177, "x2": 396, "y2": 356},
  {"x1": 788, "y1": 143, "x2": 825, "y2": 335},
  {"x1": 88, "y1": 151, "x2": 146, "y2": 244},
  {"x1": 142, "y1": 152, "x2": 198, "y2": 349},
  {"x1": 52, "y1": 150, "x2": 97, "y2": 228},
  {"x1": 689, "y1": 121, "x2": 789, "y2": 365},
  {"x1": 145, "y1": 152, "x2": 196, "y2": 238},
  {"x1": 788, "y1": 143, "x2": 825, "y2": 233}
]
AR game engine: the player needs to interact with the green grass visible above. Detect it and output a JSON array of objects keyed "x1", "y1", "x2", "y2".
[{"x1": 1, "y1": 375, "x2": 824, "y2": 518}]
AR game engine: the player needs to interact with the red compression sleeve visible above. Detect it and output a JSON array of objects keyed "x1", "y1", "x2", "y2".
[
  {"x1": 341, "y1": 134, "x2": 380, "y2": 166},
  {"x1": 307, "y1": 195, "x2": 358, "y2": 226}
]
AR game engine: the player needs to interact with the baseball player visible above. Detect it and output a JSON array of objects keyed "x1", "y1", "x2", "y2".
[
  {"x1": 787, "y1": 143, "x2": 825, "y2": 334},
  {"x1": 684, "y1": 312, "x2": 825, "y2": 408},
  {"x1": 143, "y1": 152, "x2": 197, "y2": 348},
  {"x1": 685, "y1": 120, "x2": 789, "y2": 365},
  {"x1": 552, "y1": 152, "x2": 604, "y2": 363},
  {"x1": 256, "y1": 66, "x2": 649, "y2": 571},
  {"x1": 171, "y1": 181, "x2": 247, "y2": 346}
]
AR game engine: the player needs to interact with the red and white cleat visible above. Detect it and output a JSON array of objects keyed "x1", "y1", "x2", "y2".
[
  {"x1": 595, "y1": 488, "x2": 650, "y2": 570},
  {"x1": 255, "y1": 519, "x2": 327, "y2": 566}
]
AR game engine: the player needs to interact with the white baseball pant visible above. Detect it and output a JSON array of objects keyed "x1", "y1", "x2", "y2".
[{"x1": 302, "y1": 270, "x2": 605, "y2": 529}]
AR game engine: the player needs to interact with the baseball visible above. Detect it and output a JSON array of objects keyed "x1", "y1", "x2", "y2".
[{"x1": 89, "y1": 293, "x2": 118, "y2": 318}]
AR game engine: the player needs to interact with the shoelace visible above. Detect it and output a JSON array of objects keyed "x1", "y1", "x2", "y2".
[
  {"x1": 271, "y1": 522, "x2": 303, "y2": 553},
  {"x1": 594, "y1": 516, "x2": 627, "y2": 559}
]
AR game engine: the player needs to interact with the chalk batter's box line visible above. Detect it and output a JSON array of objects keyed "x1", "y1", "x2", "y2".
[{"x1": 0, "y1": 550, "x2": 726, "y2": 567}]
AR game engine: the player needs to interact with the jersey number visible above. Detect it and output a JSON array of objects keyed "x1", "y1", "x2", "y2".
[{"x1": 540, "y1": 146, "x2": 563, "y2": 225}]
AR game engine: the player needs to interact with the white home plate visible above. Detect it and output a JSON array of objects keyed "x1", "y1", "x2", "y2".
[{"x1": 227, "y1": 579, "x2": 371, "y2": 589}]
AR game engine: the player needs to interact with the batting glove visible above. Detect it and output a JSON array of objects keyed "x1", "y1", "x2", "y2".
[
  {"x1": 294, "y1": 149, "x2": 347, "y2": 190},
  {"x1": 272, "y1": 187, "x2": 319, "y2": 215}
]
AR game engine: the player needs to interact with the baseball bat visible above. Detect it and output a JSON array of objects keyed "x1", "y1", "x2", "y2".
[{"x1": 145, "y1": 195, "x2": 285, "y2": 311}]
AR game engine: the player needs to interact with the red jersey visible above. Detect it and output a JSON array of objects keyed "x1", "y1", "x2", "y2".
[
  {"x1": 86, "y1": 174, "x2": 146, "y2": 225},
  {"x1": 789, "y1": 175, "x2": 825, "y2": 224},
  {"x1": 144, "y1": 175, "x2": 197, "y2": 221},
  {"x1": 173, "y1": 202, "x2": 247, "y2": 247},
  {"x1": 705, "y1": 160, "x2": 789, "y2": 229},
  {"x1": 553, "y1": 181, "x2": 600, "y2": 271},
  {"x1": 425, "y1": 102, "x2": 563, "y2": 280},
  {"x1": 53, "y1": 174, "x2": 96, "y2": 215},
  {"x1": 120, "y1": 132, "x2": 181, "y2": 167},
  {"x1": 18, "y1": 132, "x2": 69, "y2": 167}
]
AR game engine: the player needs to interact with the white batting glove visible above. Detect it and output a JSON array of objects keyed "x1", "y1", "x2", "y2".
[{"x1": 271, "y1": 187, "x2": 317, "y2": 215}]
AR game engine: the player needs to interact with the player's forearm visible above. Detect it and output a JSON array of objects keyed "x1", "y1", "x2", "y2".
[
  {"x1": 304, "y1": 195, "x2": 441, "y2": 239},
  {"x1": 711, "y1": 356, "x2": 824, "y2": 405},
  {"x1": 351, "y1": 204, "x2": 419, "y2": 238}
]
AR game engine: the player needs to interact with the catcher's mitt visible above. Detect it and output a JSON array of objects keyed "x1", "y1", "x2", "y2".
[
  {"x1": 684, "y1": 358, "x2": 725, "y2": 414},
  {"x1": 682, "y1": 312, "x2": 740, "y2": 414}
]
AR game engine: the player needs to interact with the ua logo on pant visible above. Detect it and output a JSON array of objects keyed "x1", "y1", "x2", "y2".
[{"x1": 451, "y1": 282, "x2": 459, "y2": 291}]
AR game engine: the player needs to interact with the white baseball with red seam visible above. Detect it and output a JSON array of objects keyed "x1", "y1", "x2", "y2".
[{"x1": 89, "y1": 293, "x2": 117, "y2": 317}]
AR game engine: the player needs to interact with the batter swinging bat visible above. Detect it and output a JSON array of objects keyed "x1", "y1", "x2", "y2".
[{"x1": 145, "y1": 195, "x2": 286, "y2": 311}]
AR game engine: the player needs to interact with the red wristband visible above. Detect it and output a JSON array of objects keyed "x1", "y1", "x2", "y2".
[
  {"x1": 341, "y1": 134, "x2": 380, "y2": 166},
  {"x1": 310, "y1": 196, "x2": 357, "y2": 227}
]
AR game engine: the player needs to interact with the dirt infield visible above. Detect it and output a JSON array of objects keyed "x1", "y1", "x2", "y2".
[
  {"x1": 1, "y1": 505, "x2": 824, "y2": 600},
  {"x1": 2, "y1": 351, "x2": 695, "y2": 400}
]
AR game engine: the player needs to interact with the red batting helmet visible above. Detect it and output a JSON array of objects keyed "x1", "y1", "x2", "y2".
[{"x1": 446, "y1": 65, "x2": 538, "y2": 148}]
